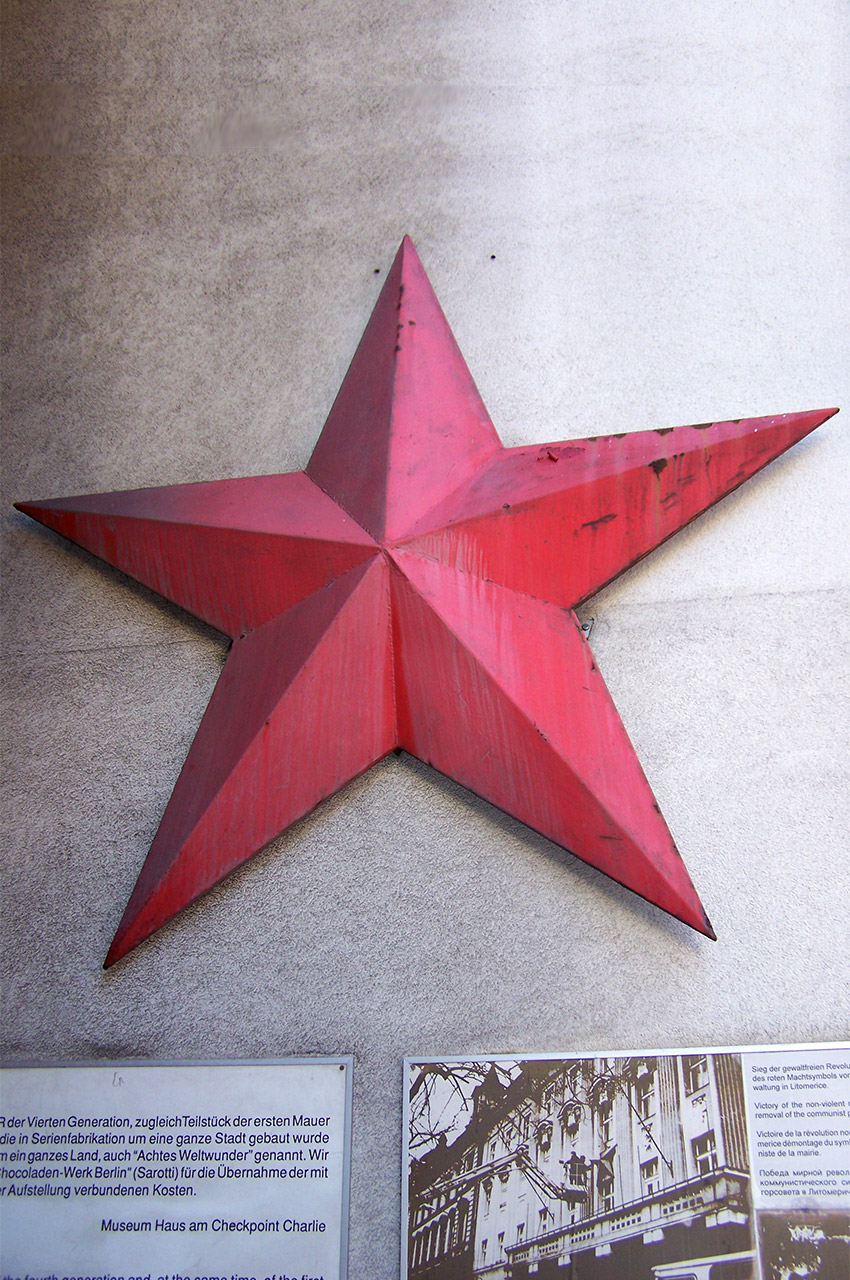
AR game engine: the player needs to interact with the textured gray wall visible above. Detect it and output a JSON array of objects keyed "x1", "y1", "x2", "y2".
[{"x1": 2, "y1": 3, "x2": 848, "y2": 1275}]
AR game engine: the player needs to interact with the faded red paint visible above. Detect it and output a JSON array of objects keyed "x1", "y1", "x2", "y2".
[{"x1": 15, "y1": 235, "x2": 837, "y2": 964}]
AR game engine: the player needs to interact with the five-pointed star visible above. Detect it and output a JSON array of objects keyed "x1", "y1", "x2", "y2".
[{"x1": 16, "y1": 237, "x2": 836, "y2": 965}]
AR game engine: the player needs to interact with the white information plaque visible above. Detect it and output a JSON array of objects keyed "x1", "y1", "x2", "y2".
[{"x1": 0, "y1": 1058, "x2": 351, "y2": 1280}]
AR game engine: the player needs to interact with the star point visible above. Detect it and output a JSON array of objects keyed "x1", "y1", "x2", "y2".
[{"x1": 16, "y1": 237, "x2": 837, "y2": 964}]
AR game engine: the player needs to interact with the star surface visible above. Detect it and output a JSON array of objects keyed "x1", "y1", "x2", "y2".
[{"x1": 16, "y1": 237, "x2": 836, "y2": 965}]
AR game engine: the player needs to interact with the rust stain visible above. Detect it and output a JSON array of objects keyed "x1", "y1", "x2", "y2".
[{"x1": 537, "y1": 444, "x2": 584, "y2": 463}]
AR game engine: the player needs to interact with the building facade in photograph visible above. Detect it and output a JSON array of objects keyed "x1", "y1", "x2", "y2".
[{"x1": 408, "y1": 1054, "x2": 753, "y2": 1280}]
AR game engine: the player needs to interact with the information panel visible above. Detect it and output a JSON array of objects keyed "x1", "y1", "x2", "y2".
[
  {"x1": 0, "y1": 1058, "x2": 351, "y2": 1280},
  {"x1": 402, "y1": 1043, "x2": 849, "y2": 1280},
  {"x1": 743, "y1": 1046, "x2": 850, "y2": 1207}
]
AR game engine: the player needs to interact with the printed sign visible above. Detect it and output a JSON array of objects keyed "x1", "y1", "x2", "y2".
[
  {"x1": 0, "y1": 1058, "x2": 351, "y2": 1280},
  {"x1": 403, "y1": 1043, "x2": 849, "y2": 1280}
]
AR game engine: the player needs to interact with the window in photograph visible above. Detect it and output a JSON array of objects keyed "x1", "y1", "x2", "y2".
[
  {"x1": 536, "y1": 1118, "x2": 553, "y2": 1152},
  {"x1": 598, "y1": 1099, "x2": 612, "y2": 1148},
  {"x1": 692, "y1": 1129, "x2": 718, "y2": 1176},
  {"x1": 636, "y1": 1071, "x2": 656, "y2": 1119},
  {"x1": 641, "y1": 1156, "x2": 660, "y2": 1196},
  {"x1": 561, "y1": 1101, "x2": 582, "y2": 1138},
  {"x1": 683, "y1": 1054, "x2": 709, "y2": 1094}
]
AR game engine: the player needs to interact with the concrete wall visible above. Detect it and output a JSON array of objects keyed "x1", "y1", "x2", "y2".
[{"x1": 2, "y1": 3, "x2": 848, "y2": 1275}]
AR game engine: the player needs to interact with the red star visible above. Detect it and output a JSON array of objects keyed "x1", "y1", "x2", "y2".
[{"x1": 16, "y1": 237, "x2": 836, "y2": 966}]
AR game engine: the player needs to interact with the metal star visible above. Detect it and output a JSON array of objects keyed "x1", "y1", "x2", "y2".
[{"x1": 16, "y1": 237, "x2": 836, "y2": 965}]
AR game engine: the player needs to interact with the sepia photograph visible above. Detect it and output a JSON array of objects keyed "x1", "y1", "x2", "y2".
[
  {"x1": 405, "y1": 1052, "x2": 755, "y2": 1280},
  {"x1": 757, "y1": 1210, "x2": 850, "y2": 1280}
]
